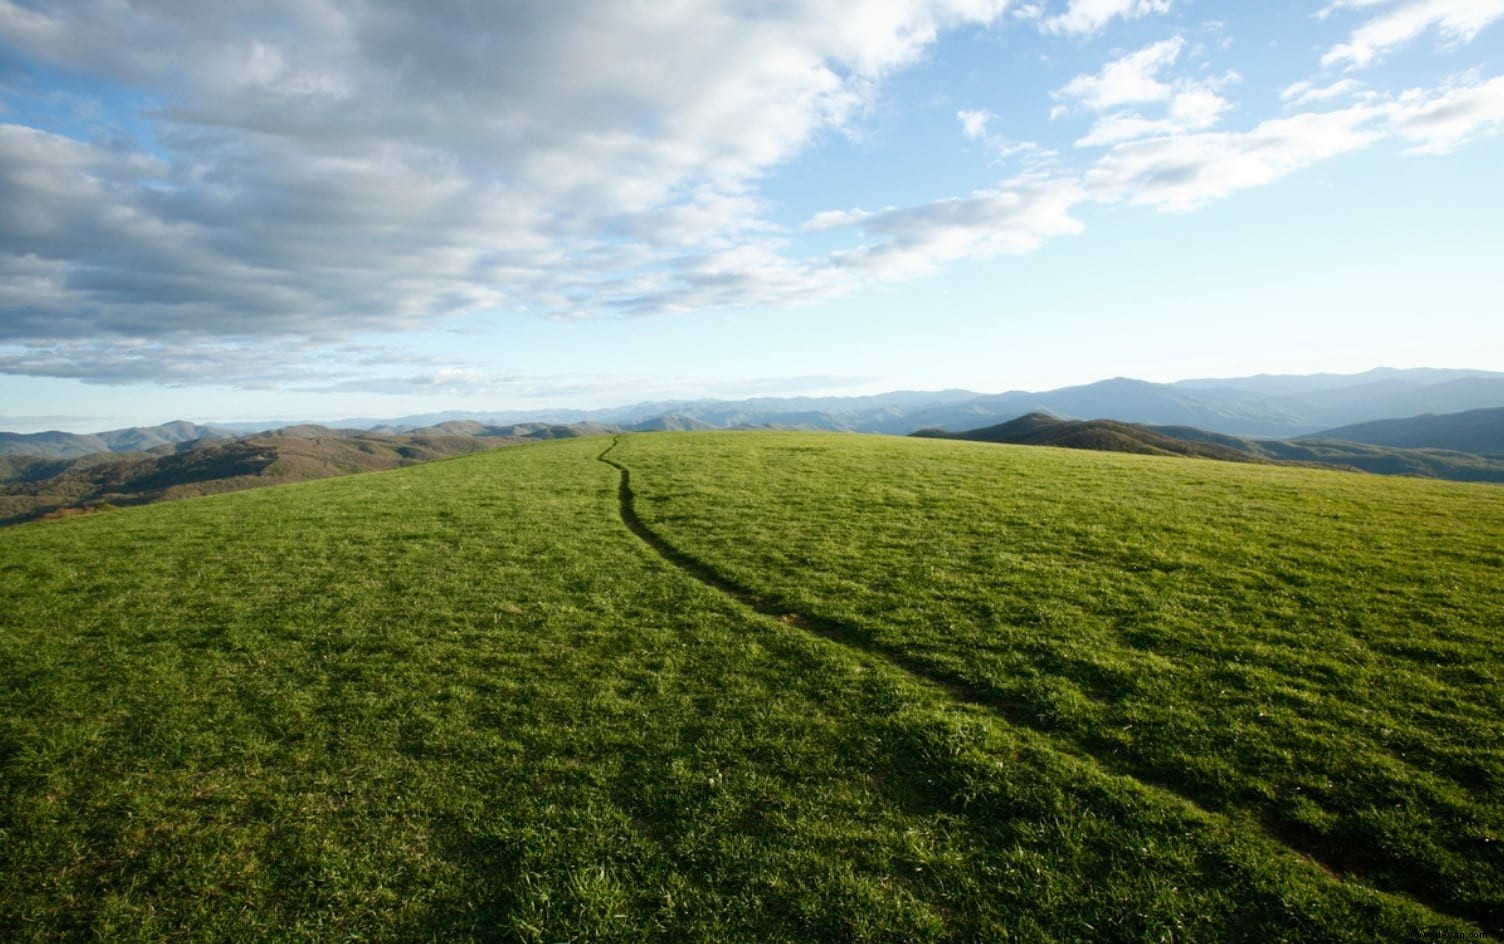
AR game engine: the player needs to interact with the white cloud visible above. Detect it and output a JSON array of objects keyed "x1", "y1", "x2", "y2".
[
  {"x1": 0, "y1": 338, "x2": 346, "y2": 388},
  {"x1": 1085, "y1": 74, "x2": 1504, "y2": 210},
  {"x1": 1056, "y1": 37, "x2": 1235, "y2": 147},
  {"x1": 1086, "y1": 105, "x2": 1386, "y2": 211},
  {"x1": 823, "y1": 176, "x2": 1088, "y2": 279},
  {"x1": 1043, "y1": 0, "x2": 1173, "y2": 36},
  {"x1": 1322, "y1": 0, "x2": 1504, "y2": 68},
  {"x1": 1388, "y1": 75, "x2": 1504, "y2": 153},
  {"x1": 804, "y1": 209, "x2": 876, "y2": 232},
  {"x1": 1282, "y1": 78, "x2": 1367, "y2": 107},
  {"x1": 0, "y1": 0, "x2": 1015, "y2": 380},
  {"x1": 1, "y1": 0, "x2": 1502, "y2": 394},
  {"x1": 955, "y1": 109, "x2": 1055, "y2": 164},
  {"x1": 1055, "y1": 36, "x2": 1187, "y2": 111},
  {"x1": 1076, "y1": 88, "x2": 1231, "y2": 146},
  {"x1": 958, "y1": 108, "x2": 996, "y2": 139}
]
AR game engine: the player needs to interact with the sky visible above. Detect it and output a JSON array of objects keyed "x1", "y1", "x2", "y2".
[{"x1": 1, "y1": 0, "x2": 1502, "y2": 432}]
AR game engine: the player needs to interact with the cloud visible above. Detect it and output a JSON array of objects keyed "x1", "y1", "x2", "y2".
[
  {"x1": 2, "y1": 1, "x2": 1502, "y2": 394},
  {"x1": 1075, "y1": 88, "x2": 1230, "y2": 146},
  {"x1": 1321, "y1": 0, "x2": 1504, "y2": 68},
  {"x1": 1055, "y1": 37, "x2": 1234, "y2": 147},
  {"x1": 955, "y1": 108, "x2": 1055, "y2": 164},
  {"x1": 0, "y1": 0, "x2": 1014, "y2": 376},
  {"x1": 1054, "y1": 36, "x2": 1186, "y2": 111},
  {"x1": 607, "y1": 242, "x2": 856, "y2": 318},
  {"x1": 804, "y1": 209, "x2": 876, "y2": 232},
  {"x1": 0, "y1": 338, "x2": 324, "y2": 388},
  {"x1": 1085, "y1": 75, "x2": 1504, "y2": 210},
  {"x1": 1042, "y1": 0, "x2": 1173, "y2": 36},
  {"x1": 958, "y1": 108, "x2": 996, "y2": 139},
  {"x1": 1281, "y1": 78, "x2": 1367, "y2": 107},
  {"x1": 1387, "y1": 74, "x2": 1504, "y2": 153},
  {"x1": 1086, "y1": 106, "x2": 1386, "y2": 211},
  {"x1": 0, "y1": 335, "x2": 677, "y2": 408},
  {"x1": 821, "y1": 176, "x2": 1089, "y2": 279},
  {"x1": 304, "y1": 368, "x2": 876, "y2": 404}
]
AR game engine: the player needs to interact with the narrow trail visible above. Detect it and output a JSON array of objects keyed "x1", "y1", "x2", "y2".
[{"x1": 595, "y1": 435, "x2": 1490, "y2": 936}]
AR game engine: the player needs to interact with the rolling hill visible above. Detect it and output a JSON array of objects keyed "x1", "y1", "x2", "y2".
[
  {"x1": 2, "y1": 432, "x2": 1499, "y2": 941},
  {"x1": 11, "y1": 397, "x2": 1504, "y2": 529},
  {"x1": 0, "y1": 424, "x2": 612, "y2": 525},
  {"x1": 913, "y1": 412, "x2": 1270, "y2": 463},
  {"x1": 8, "y1": 368, "x2": 1504, "y2": 452},
  {"x1": 1304, "y1": 407, "x2": 1504, "y2": 454},
  {"x1": 923, "y1": 412, "x2": 1504, "y2": 483},
  {"x1": 0, "y1": 420, "x2": 234, "y2": 459}
]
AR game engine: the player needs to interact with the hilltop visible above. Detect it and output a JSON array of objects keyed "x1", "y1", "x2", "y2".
[
  {"x1": 6, "y1": 369, "x2": 1503, "y2": 524},
  {"x1": 0, "y1": 421, "x2": 235, "y2": 459},
  {"x1": 11, "y1": 367, "x2": 1504, "y2": 447},
  {"x1": 913, "y1": 412, "x2": 1269, "y2": 463},
  {"x1": 0, "y1": 423, "x2": 613, "y2": 525},
  {"x1": 2, "y1": 432, "x2": 1500, "y2": 941},
  {"x1": 921, "y1": 411, "x2": 1504, "y2": 483},
  {"x1": 1302, "y1": 406, "x2": 1504, "y2": 455},
  {"x1": 359, "y1": 367, "x2": 1504, "y2": 438}
]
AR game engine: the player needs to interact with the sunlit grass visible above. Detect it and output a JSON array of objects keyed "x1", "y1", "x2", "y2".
[
  {"x1": 620, "y1": 431, "x2": 1504, "y2": 933},
  {"x1": 0, "y1": 434, "x2": 1493, "y2": 940}
]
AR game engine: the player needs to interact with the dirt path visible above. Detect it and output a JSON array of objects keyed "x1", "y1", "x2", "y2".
[{"x1": 595, "y1": 435, "x2": 1490, "y2": 936}]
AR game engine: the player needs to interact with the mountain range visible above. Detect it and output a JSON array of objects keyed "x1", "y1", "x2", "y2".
[
  {"x1": 1304, "y1": 407, "x2": 1504, "y2": 455},
  {"x1": 0, "y1": 423, "x2": 610, "y2": 525},
  {"x1": 919, "y1": 412, "x2": 1504, "y2": 483},
  {"x1": 5, "y1": 371, "x2": 1503, "y2": 525},
  {"x1": 335, "y1": 367, "x2": 1504, "y2": 440},
  {"x1": 0, "y1": 420, "x2": 236, "y2": 459},
  {"x1": 5, "y1": 368, "x2": 1504, "y2": 459}
]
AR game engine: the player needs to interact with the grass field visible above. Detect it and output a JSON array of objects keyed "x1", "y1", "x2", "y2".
[
  {"x1": 2, "y1": 433, "x2": 1499, "y2": 941},
  {"x1": 621, "y1": 432, "x2": 1504, "y2": 932}
]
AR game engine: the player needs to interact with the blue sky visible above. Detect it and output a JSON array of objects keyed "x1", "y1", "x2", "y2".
[{"x1": 1, "y1": 0, "x2": 1501, "y2": 431}]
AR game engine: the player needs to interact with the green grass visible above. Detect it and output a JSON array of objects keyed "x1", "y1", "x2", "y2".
[
  {"x1": 1, "y1": 433, "x2": 1497, "y2": 940},
  {"x1": 620, "y1": 431, "x2": 1504, "y2": 932}
]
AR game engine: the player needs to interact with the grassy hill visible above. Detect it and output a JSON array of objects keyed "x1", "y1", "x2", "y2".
[
  {"x1": 1305, "y1": 407, "x2": 1504, "y2": 455},
  {"x1": 1250, "y1": 438, "x2": 1504, "y2": 481},
  {"x1": 0, "y1": 424, "x2": 616, "y2": 525},
  {"x1": 914, "y1": 412, "x2": 1270, "y2": 463},
  {"x1": 0, "y1": 432, "x2": 500, "y2": 525},
  {"x1": 0, "y1": 421, "x2": 233, "y2": 459},
  {"x1": 924, "y1": 412, "x2": 1504, "y2": 483},
  {"x1": 2, "y1": 433, "x2": 1500, "y2": 941}
]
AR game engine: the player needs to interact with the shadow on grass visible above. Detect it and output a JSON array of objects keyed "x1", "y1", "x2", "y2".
[{"x1": 596, "y1": 437, "x2": 1494, "y2": 935}]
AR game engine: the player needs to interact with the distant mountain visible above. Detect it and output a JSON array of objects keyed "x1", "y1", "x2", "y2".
[
  {"x1": 321, "y1": 389, "x2": 982, "y2": 433},
  {"x1": 12, "y1": 391, "x2": 1504, "y2": 523},
  {"x1": 1308, "y1": 379, "x2": 1504, "y2": 430},
  {"x1": 1303, "y1": 408, "x2": 1504, "y2": 455},
  {"x1": 1172, "y1": 367, "x2": 1503, "y2": 397},
  {"x1": 629, "y1": 415, "x2": 719, "y2": 432},
  {"x1": 1167, "y1": 369, "x2": 1504, "y2": 431},
  {"x1": 557, "y1": 369, "x2": 1504, "y2": 439},
  {"x1": 0, "y1": 423, "x2": 613, "y2": 525},
  {"x1": 8, "y1": 368, "x2": 1504, "y2": 449},
  {"x1": 920, "y1": 412, "x2": 1504, "y2": 484},
  {"x1": 1245, "y1": 439, "x2": 1504, "y2": 482},
  {"x1": 0, "y1": 421, "x2": 234, "y2": 459},
  {"x1": 914, "y1": 413, "x2": 1268, "y2": 464}
]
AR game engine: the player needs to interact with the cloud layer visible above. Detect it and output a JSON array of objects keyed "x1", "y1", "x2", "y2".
[
  {"x1": 1042, "y1": 0, "x2": 1174, "y2": 36},
  {"x1": 1, "y1": 0, "x2": 1502, "y2": 389},
  {"x1": 1322, "y1": 0, "x2": 1504, "y2": 68},
  {"x1": 0, "y1": 0, "x2": 1010, "y2": 353}
]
